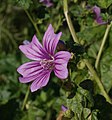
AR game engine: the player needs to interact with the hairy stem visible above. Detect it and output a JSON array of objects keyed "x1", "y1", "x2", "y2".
[
  {"x1": 84, "y1": 59, "x2": 112, "y2": 104},
  {"x1": 63, "y1": 0, "x2": 112, "y2": 104},
  {"x1": 63, "y1": 0, "x2": 79, "y2": 43},
  {"x1": 24, "y1": 9, "x2": 41, "y2": 38},
  {"x1": 21, "y1": 86, "x2": 30, "y2": 110},
  {"x1": 95, "y1": 23, "x2": 112, "y2": 69}
]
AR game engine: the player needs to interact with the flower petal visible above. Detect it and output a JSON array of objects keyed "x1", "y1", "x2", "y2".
[
  {"x1": 17, "y1": 61, "x2": 43, "y2": 77},
  {"x1": 54, "y1": 63, "x2": 68, "y2": 79},
  {"x1": 54, "y1": 51, "x2": 71, "y2": 79},
  {"x1": 30, "y1": 72, "x2": 51, "y2": 92},
  {"x1": 19, "y1": 70, "x2": 50, "y2": 83},
  {"x1": 18, "y1": 63, "x2": 51, "y2": 84},
  {"x1": 92, "y1": 5, "x2": 101, "y2": 18},
  {"x1": 17, "y1": 61, "x2": 52, "y2": 84},
  {"x1": 96, "y1": 16, "x2": 103, "y2": 24},
  {"x1": 19, "y1": 76, "x2": 37, "y2": 83},
  {"x1": 61, "y1": 105, "x2": 68, "y2": 112},
  {"x1": 19, "y1": 35, "x2": 49, "y2": 60},
  {"x1": 40, "y1": 0, "x2": 53, "y2": 7},
  {"x1": 43, "y1": 24, "x2": 62, "y2": 55},
  {"x1": 54, "y1": 51, "x2": 71, "y2": 64}
]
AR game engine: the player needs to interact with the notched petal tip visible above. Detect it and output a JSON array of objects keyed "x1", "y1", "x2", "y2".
[
  {"x1": 32, "y1": 34, "x2": 39, "y2": 45},
  {"x1": 30, "y1": 87, "x2": 36, "y2": 92},
  {"x1": 48, "y1": 24, "x2": 53, "y2": 28},
  {"x1": 19, "y1": 76, "x2": 34, "y2": 83},
  {"x1": 30, "y1": 82, "x2": 41, "y2": 92},
  {"x1": 32, "y1": 34, "x2": 37, "y2": 40},
  {"x1": 17, "y1": 67, "x2": 20, "y2": 73},
  {"x1": 19, "y1": 45, "x2": 23, "y2": 51},
  {"x1": 47, "y1": 24, "x2": 54, "y2": 34},
  {"x1": 19, "y1": 77, "x2": 24, "y2": 83},
  {"x1": 58, "y1": 32, "x2": 62, "y2": 38},
  {"x1": 19, "y1": 45, "x2": 29, "y2": 54}
]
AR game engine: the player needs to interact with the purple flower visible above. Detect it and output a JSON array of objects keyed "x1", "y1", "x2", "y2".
[
  {"x1": 61, "y1": 105, "x2": 68, "y2": 112},
  {"x1": 17, "y1": 24, "x2": 71, "y2": 92},
  {"x1": 92, "y1": 5, "x2": 107, "y2": 25},
  {"x1": 40, "y1": 0, "x2": 53, "y2": 7}
]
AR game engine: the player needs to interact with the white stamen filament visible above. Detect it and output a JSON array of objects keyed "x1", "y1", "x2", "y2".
[{"x1": 40, "y1": 56, "x2": 54, "y2": 70}]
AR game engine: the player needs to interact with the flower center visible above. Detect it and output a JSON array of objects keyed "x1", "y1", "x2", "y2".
[{"x1": 40, "y1": 57, "x2": 54, "y2": 70}]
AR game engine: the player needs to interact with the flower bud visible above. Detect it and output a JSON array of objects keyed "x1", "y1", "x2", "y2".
[
  {"x1": 64, "y1": 110, "x2": 74, "y2": 118},
  {"x1": 57, "y1": 40, "x2": 66, "y2": 51},
  {"x1": 23, "y1": 40, "x2": 30, "y2": 45},
  {"x1": 77, "y1": 59, "x2": 85, "y2": 69}
]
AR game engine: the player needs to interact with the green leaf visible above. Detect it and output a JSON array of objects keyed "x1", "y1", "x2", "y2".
[
  {"x1": 78, "y1": 26, "x2": 106, "y2": 43},
  {"x1": 0, "y1": 88, "x2": 11, "y2": 105},
  {"x1": 100, "y1": 48, "x2": 112, "y2": 92},
  {"x1": 77, "y1": 87, "x2": 94, "y2": 107},
  {"x1": 90, "y1": 110, "x2": 99, "y2": 120},
  {"x1": 87, "y1": 41, "x2": 101, "y2": 58},
  {"x1": 83, "y1": 108, "x2": 91, "y2": 119},
  {"x1": 67, "y1": 92, "x2": 83, "y2": 117},
  {"x1": 67, "y1": 88, "x2": 93, "y2": 117},
  {"x1": 97, "y1": 0, "x2": 112, "y2": 8},
  {"x1": 40, "y1": 91, "x2": 47, "y2": 102},
  {"x1": 16, "y1": 0, "x2": 32, "y2": 9},
  {"x1": 71, "y1": 70, "x2": 88, "y2": 85},
  {"x1": 21, "y1": 106, "x2": 45, "y2": 120},
  {"x1": 66, "y1": 86, "x2": 94, "y2": 119}
]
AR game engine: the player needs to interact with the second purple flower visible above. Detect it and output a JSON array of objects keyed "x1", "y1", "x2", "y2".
[
  {"x1": 40, "y1": 0, "x2": 53, "y2": 7},
  {"x1": 92, "y1": 5, "x2": 107, "y2": 25}
]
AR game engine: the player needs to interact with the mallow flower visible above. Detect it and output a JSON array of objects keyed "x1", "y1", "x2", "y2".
[
  {"x1": 17, "y1": 24, "x2": 71, "y2": 92},
  {"x1": 61, "y1": 105, "x2": 68, "y2": 112},
  {"x1": 92, "y1": 5, "x2": 107, "y2": 25},
  {"x1": 40, "y1": 0, "x2": 53, "y2": 7}
]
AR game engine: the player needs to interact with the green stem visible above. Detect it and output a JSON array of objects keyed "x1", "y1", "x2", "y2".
[
  {"x1": 63, "y1": 0, "x2": 79, "y2": 43},
  {"x1": 95, "y1": 23, "x2": 112, "y2": 69},
  {"x1": 21, "y1": 86, "x2": 30, "y2": 110},
  {"x1": 84, "y1": 59, "x2": 112, "y2": 104},
  {"x1": 55, "y1": 15, "x2": 62, "y2": 32},
  {"x1": 24, "y1": 9, "x2": 41, "y2": 38},
  {"x1": 63, "y1": 0, "x2": 112, "y2": 104},
  {"x1": 46, "y1": 110, "x2": 51, "y2": 120}
]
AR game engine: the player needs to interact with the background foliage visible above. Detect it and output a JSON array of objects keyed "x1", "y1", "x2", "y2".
[{"x1": 0, "y1": 0, "x2": 112, "y2": 120}]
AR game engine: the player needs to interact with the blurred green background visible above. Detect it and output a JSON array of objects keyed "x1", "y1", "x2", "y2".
[{"x1": 0, "y1": 0, "x2": 112, "y2": 120}]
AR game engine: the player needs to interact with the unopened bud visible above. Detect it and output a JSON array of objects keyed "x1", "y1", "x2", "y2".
[{"x1": 77, "y1": 60, "x2": 85, "y2": 69}]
